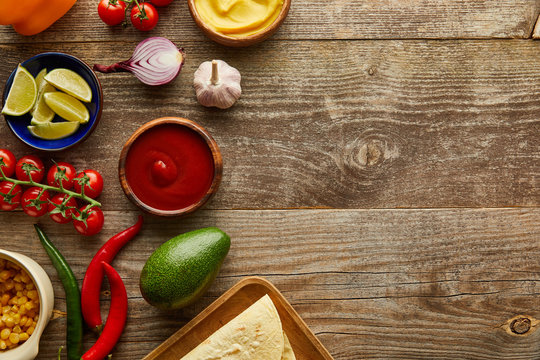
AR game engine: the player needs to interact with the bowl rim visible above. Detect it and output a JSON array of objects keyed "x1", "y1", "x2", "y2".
[
  {"x1": 1, "y1": 52, "x2": 103, "y2": 152},
  {"x1": 118, "y1": 117, "x2": 223, "y2": 217},
  {"x1": 187, "y1": 0, "x2": 291, "y2": 47},
  {"x1": 0, "y1": 249, "x2": 51, "y2": 355}
]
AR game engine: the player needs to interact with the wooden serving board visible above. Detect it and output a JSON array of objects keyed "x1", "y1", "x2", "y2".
[{"x1": 142, "y1": 276, "x2": 334, "y2": 360}]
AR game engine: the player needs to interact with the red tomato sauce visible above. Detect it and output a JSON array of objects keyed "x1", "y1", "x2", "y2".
[{"x1": 125, "y1": 124, "x2": 215, "y2": 211}]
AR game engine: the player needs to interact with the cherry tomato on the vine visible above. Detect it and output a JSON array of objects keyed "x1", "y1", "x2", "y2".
[
  {"x1": 16, "y1": 155, "x2": 44, "y2": 183},
  {"x1": 151, "y1": 0, "x2": 173, "y2": 7},
  {"x1": 0, "y1": 181, "x2": 22, "y2": 211},
  {"x1": 74, "y1": 169, "x2": 103, "y2": 199},
  {"x1": 48, "y1": 194, "x2": 78, "y2": 224},
  {"x1": 98, "y1": 0, "x2": 127, "y2": 26},
  {"x1": 47, "y1": 162, "x2": 76, "y2": 190},
  {"x1": 130, "y1": 3, "x2": 158, "y2": 31},
  {"x1": 21, "y1": 187, "x2": 50, "y2": 217},
  {"x1": 73, "y1": 206, "x2": 104, "y2": 236},
  {"x1": 0, "y1": 149, "x2": 16, "y2": 178}
]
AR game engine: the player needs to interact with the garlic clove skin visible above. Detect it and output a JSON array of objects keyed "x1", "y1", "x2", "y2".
[{"x1": 194, "y1": 60, "x2": 241, "y2": 109}]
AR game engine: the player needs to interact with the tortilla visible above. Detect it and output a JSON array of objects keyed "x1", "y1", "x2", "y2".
[
  {"x1": 181, "y1": 294, "x2": 284, "y2": 359},
  {"x1": 281, "y1": 332, "x2": 296, "y2": 360}
]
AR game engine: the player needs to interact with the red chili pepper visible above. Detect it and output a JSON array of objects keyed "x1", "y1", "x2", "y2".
[
  {"x1": 81, "y1": 215, "x2": 143, "y2": 331},
  {"x1": 82, "y1": 262, "x2": 128, "y2": 360}
]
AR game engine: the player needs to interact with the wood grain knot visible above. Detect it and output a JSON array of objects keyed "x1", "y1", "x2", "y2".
[
  {"x1": 500, "y1": 315, "x2": 539, "y2": 336},
  {"x1": 342, "y1": 133, "x2": 399, "y2": 172},
  {"x1": 358, "y1": 141, "x2": 382, "y2": 166},
  {"x1": 510, "y1": 317, "x2": 531, "y2": 334}
]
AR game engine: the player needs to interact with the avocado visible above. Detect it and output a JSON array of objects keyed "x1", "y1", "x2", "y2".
[{"x1": 140, "y1": 227, "x2": 230, "y2": 310}]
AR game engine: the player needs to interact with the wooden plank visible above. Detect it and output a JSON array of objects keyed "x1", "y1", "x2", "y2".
[
  {"x1": 0, "y1": 0, "x2": 538, "y2": 43},
  {"x1": 1, "y1": 40, "x2": 538, "y2": 209},
  {"x1": 0, "y1": 208, "x2": 538, "y2": 359}
]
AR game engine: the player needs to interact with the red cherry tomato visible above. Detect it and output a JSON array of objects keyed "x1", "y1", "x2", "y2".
[
  {"x1": 47, "y1": 162, "x2": 76, "y2": 190},
  {"x1": 0, "y1": 181, "x2": 22, "y2": 211},
  {"x1": 21, "y1": 187, "x2": 51, "y2": 217},
  {"x1": 98, "y1": 0, "x2": 127, "y2": 26},
  {"x1": 73, "y1": 206, "x2": 104, "y2": 236},
  {"x1": 48, "y1": 194, "x2": 78, "y2": 224},
  {"x1": 0, "y1": 149, "x2": 16, "y2": 178},
  {"x1": 74, "y1": 170, "x2": 103, "y2": 199},
  {"x1": 130, "y1": 3, "x2": 158, "y2": 31},
  {"x1": 15, "y1": 155, "x2": 44, "y2": 183},
  {"x1": 150, "y1": 0, "x2": 173, "y2": 6}
]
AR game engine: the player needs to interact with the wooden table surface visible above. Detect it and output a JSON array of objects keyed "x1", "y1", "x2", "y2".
[{"x1": 1, "y1": 1, "x2": 540, "y2": 359}]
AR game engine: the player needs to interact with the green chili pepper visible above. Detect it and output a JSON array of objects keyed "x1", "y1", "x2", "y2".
[{"x1": 34, "y1": 225, "x2": 83, "y2": 360}]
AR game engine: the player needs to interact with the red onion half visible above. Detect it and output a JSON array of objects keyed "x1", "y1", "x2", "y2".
[{"x1": 93, "y1": 37, "x2": 185, "y2": 86}]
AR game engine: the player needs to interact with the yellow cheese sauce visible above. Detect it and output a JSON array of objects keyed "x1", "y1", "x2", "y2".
[{"x1": 195, "y1": 0, "x2": 284, "y2": 37}]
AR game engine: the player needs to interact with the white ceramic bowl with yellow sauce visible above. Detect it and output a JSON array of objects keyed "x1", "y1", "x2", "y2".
[
  {"x1": 0, "y1": 249, "x2": 54, "y2": 360},
  {"x1": 187, "y1": 0, "x2": 291, "y2": 47}
]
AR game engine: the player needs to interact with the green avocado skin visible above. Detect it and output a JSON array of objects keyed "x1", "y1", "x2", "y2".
[{"x1": 139, "y1": 227, "x2": 230, "y2": 310}]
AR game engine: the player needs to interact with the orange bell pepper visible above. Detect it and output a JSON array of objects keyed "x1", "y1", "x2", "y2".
[
  {"x1": 0, "y1": 0, "x2": 43, "y2": 25},
  {"x1": 4, "y1": 0, "x2": 76, "y2": 35}
]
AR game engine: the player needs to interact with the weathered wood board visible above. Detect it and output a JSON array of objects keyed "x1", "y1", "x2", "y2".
[
  {"x1": 0, "y1": 209, "x2": 538, "y2": 359},
  {"x1": 1, "y1": 40, "x2": 538, "y2": 210},
  {"x1": 0, "y1": 0, "x2": 539, "y2": 359},
  {"x1": 0, "y1": 0, "x2": 539, "y2": 43}
]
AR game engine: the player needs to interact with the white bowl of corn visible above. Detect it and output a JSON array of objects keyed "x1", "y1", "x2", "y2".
[{"x1": 0, "y1": 249, "x2": 54, "y2": 360}]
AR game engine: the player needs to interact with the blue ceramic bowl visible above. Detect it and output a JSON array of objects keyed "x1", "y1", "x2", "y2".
[{"x1": 2, "y1": 52, "x2": 102, "y2": 151}]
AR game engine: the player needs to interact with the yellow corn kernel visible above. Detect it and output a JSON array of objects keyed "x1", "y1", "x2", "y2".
[
  {"x1": 8, "y1": 332, "x2": 19, "y2": 344},
  {"x1": 12, "y1": 325, "x2": 21, "y2": 334},
  {"x1": 0, "y1": 294, "x2": 9, "y2": 306},
  {"x1": 20, "y1": 316, "x2": 27, "y2": 326},
  {"x1": 11, "y1": 305, "x2": 18, "y2": 313},
  {"x1": 4, "y1": 339, "x2": 12, "y2": 347},
  {"x1": 18, "y1": 306, "x2": 26, "y2": 316},
  {"x1": 19, "y1": 332, "x2": 28, "y2": 341},
  {"x1": 4, "y1": 280, "x2": 14, "y2": 291},
  {"x1": 13, "y1": 274, "x2": 21, "y2": 283},
  {"x1": 4, "y1": 317, "x2": 14, "y2": 328},
  {"x1": 20, "y1": 272, "x2": 30, "y2": 284},
  {"x1": 12, "y1": 313, "x2": 20, "y2": 325},
  {"x1": 25, "y1": 310, "x2": 35, "y2": 319},
  {"x1": 24, "y1": 302, "x2": 33, "y2": 311},
  {"x1": 24, "y1": 317, "x2": 33, "y2": 328},
  {"x1": 26, "y1": 290, "x2": 37, "y2": 300},
  {"x1": 0, "y1": 328, "x2": 10, "y2": 340},
  {"x1": 25, "y1": 283, "x2": 34, "y2": 291},
  {"x1": 17, "y1": 297, "x2": 27, "y2": 306},
  {"x1": 0, "y1": 270, "x2": 12, "y2": 281},
  {"x1": 0, "y1": 340, "x2": 5, "y2": 350},
  {"x1": 2, "y1": 306, "x2": 10, "y2": 314},
  {"x1": 26, "y1": 326, "x2": 34, "y2": 335},
  {"x1": 14, "y1": 283, "x2": 23, "y2": 292},
  {"x1": 16, "y1": 291, "x2": 23, "y2": 298}
]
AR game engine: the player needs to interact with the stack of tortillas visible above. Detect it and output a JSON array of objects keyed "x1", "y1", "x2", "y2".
[{"x1": 181, "y1": 294, "x2": 296, "y2": 359}]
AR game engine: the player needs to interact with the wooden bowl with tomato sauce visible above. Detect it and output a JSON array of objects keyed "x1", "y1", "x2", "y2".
[
  {"x1": 187, "y1": 0, "x2": 291, "y2": 47},
  {"x1": 118, "y1": 117, "x2": 222, "y2": 217}
]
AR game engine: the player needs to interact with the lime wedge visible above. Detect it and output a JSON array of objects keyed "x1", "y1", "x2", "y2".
[
  {"x1": 44, "y1": 68, "x2": 92, "y2": 103},
  {"x1": 28, "y1": 121, "x2": 80, "y2": 140},
  {"x1": 34, "y1": 68, "x2": 47, "y2": 88},
  {"x1": 31, "y1": 68, "x2": 56, "y2": 123},
  {"x1": 44, "y1": 92, "x2": 90, "y2": 123},
  {"x1": 1, "y1": 65, "x2": 37, "y2": 116}
]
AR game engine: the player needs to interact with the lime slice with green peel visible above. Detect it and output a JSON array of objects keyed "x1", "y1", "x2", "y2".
[
  {"x1": 44, "y1": 92, "x2": 90, "y2": 123},
  {"x1": 31, "y1": 68, "x2": 56, "y2": 123},
  {"x1": 28, "y1": 121, "x2": 80, "y2": 140},
  {"x1": 44, "y1": 68, "x2": 92, "y2": 103},
  {"x1": 1, "y1": 65, "x2": 37, "y2": 116}
]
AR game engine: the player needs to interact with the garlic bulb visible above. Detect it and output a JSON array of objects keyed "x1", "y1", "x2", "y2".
[{"x1": 194, "y1": 60, "x2": 241, "y2": 109}]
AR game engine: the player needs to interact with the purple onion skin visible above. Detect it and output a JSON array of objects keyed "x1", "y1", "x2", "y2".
[{"x1": 93, "y1": 37, "x2": 185, "y2": 86}]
